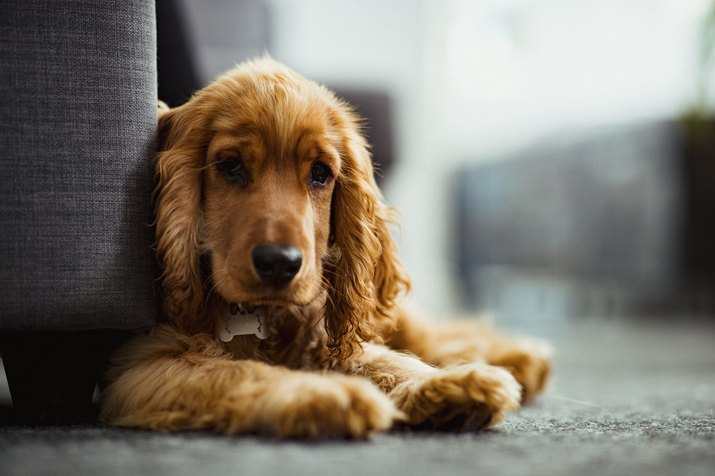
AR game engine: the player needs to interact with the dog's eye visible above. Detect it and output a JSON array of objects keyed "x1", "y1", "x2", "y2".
[
  {"x1": 217, "y1": 158, "x2": 249, "y2": 186},
  {"x1": 310, "y1": 162, "x2": 332, "y2": 187}
]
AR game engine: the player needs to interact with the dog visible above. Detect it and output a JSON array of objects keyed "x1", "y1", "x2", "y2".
[{"x1": 100, "y1": 57, "x2": 552, "y2": 438}]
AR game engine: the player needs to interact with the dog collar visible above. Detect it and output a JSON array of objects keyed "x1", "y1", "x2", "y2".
[{"x1": 218, "y1": 304, "x2": 270, "y2": 342}]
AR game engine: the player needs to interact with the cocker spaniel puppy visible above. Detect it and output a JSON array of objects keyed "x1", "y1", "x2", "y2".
[{"x1": 101, "y1": 57, "x2": 551, "y2": 438}]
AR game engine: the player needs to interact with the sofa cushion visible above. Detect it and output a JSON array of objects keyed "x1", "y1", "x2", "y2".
[{"x1": 0, "y1": 0, "x2": 159, "y2": 331}]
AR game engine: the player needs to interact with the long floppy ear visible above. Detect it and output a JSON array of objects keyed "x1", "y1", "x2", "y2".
[
  {"x1": 325, "y1": 109, "x2": 411, "y2": 357},
  {"x1": 154, "y1": 103, "x2": 208, "y2": 334}
]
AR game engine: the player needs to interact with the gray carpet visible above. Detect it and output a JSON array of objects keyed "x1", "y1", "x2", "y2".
[{"x1": 1, "y1": 318, "x2": 714, "y2": 476}]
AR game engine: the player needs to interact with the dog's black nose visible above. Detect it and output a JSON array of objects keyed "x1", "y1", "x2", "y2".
[{"x1": 251, "y1": 244, "x2": 303, "y2": 288}]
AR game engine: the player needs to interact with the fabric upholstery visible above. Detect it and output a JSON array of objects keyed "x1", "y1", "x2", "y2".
[{"x1": 0, "y1": 0, "x2": 159, "y2": 331}]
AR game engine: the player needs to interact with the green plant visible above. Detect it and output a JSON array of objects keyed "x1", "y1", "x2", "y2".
[{"x1": 689, "y1": 0, "x2": 715, "y2": 120}]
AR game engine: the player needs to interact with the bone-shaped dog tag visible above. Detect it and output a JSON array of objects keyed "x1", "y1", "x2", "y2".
[{"x1": 219, "y1": 306, "x2": 270, "y2": 342}]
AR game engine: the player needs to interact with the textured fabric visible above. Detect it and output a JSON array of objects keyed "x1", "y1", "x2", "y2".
[{"x1": 0, "y1": 0, "x2": 159, "y2": 331}]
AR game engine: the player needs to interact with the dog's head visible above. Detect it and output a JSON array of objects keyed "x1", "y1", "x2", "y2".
[{"x1": 155, "y1": 58, "x2": 409, "y2": 356}]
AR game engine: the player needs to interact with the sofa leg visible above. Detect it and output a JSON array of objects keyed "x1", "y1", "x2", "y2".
[{"x1": 0, "y1": 330, "x2": 131, "y2": 425}]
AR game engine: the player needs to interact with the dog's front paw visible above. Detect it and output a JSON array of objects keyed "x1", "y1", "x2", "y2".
[
  {"x1": 265, "y1": 374, "x2": 399, "y2": 439},
  {"x1": 391, "y1": 363, "x2": 521, "y2": 431},
  {"x1": 489, "y1": 337, "x2": 553, "y2": 403}
]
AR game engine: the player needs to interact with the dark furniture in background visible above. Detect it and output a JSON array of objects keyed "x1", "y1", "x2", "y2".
[
  {"x1": 454, "y1": 121, "x2": 714, "y2": 318},
  {"x1": 0, "y1": 0, "x2": 159, "y2": 423},
  {"x1": 680, "y1": 119, "x2": 715, "y2": 283}
]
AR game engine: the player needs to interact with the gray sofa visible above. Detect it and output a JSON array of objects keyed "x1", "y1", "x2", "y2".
[{"x1": 0, "y1": 0, "x2": 159, "y2": 423}]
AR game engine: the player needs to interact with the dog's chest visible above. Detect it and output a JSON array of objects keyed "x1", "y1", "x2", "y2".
[{"x1": 221, "y1": 310, "x2": 326, "y2": 369}]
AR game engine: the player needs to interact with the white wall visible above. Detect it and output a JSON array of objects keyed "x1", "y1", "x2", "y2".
[{"x1": 267, "y1": 0, "x2": 712, "y2": 316}]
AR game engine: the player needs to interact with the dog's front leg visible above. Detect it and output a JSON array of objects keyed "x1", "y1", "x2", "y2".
[
  {"x1": 338, "y1": 343, "x2": 522, "y2": 431},
  {"x1": 384, "y1": 308, "x2": 553, "y2": 402},
  {"x1": 101, "y1": 326, "x2": 398, "y2": 438}
]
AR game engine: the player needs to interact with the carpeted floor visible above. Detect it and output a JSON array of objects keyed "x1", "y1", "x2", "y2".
[{"x1": 1, "y1": 318, "x2": 714, "y2": 476}]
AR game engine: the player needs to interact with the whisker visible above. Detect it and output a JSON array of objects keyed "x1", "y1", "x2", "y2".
[
  {"x1": 203, "y1": 270, "x2": 224, "y2": 310},
  {"x1": 311, "y1": 314, "x2": 326, "y2": 332}
]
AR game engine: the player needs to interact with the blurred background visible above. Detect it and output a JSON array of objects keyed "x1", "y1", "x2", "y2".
[{"x1": 158, "y1": 0, "x2": 715, "y2": 335}]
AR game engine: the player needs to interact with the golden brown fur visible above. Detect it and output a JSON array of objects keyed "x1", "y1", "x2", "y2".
[{"x1": 101, "y1": 58, "x2": 552, "y2": 438}]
